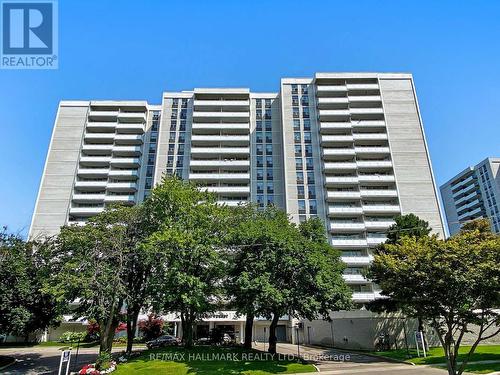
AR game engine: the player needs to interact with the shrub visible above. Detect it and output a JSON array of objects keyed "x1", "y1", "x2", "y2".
[
  {"x1": 138, "y1": 314, "x2": 164, "y2": 342},
  {"x1": 59, "y1": 331, "x2": 86, "y2": 343},
  {"x1": 86, "y1": 320, "x2": 100, "y2": 341},
  {"x1": 95, "y1": 352, "x2": 112, "y2": 370}
]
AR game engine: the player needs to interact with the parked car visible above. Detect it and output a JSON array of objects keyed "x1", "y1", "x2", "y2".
[{"x1": 146, "y1": 335, "x2": 180, "y2": 349}]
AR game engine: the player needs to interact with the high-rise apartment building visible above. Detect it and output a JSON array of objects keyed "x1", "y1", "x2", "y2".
[
  {"x1": 30, "y1": 73, "x2": 445, "y2": 308},
  {"x1": 440, "y1": 157, "x2": 500, "y2": 235}
]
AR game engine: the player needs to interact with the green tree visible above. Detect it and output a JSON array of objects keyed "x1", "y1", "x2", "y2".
[
  {"x1": 368, "y1": 218, "x2": 500, "y2": 375},
  {"x1": 48, "y1": 205, "x2": 151, "y2": 354},
  {"x1": 142, "y1": 176, "x2": 231, "y2": 348},
  {"x1": 0, "y1": 229, "x2": 61, "y2": 341},
  {"x1": 227, "y1": 208, "x2": 352, "y2": 354},
  {"x1": 386, "y1": 213, "x2": 431, "y2": 244}
]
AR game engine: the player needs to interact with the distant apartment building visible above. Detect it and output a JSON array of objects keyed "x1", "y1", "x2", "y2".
[
  {"x1": 440, "y1": 157, "x2": 500, "y2": 235},
  {"x1": 30, "y1": 73, "x2": 445, "y2": 348}
]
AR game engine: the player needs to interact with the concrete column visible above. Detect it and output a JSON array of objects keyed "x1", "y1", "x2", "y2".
[
  {"x1": 174, "y1": 322, "x2": 177, "y2": 337},
  {"x1": 240, "y1": 321, "x2": 244, "y2": 344},
  {"x1": 177, "y1": 322, "x2": 183, "y2": 339}
]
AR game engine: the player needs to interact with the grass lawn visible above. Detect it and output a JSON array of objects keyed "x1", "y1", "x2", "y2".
[
  {"x1": 113, "y1": 346, "x2": 317, "y2": 375},
  {"x1": 370, "y1": 345, "x2": 500, "y2": 374}
]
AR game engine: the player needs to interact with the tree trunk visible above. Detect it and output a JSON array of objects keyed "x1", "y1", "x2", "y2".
[
  {"x1": 244, "y1": 313, "x2": 254, "y2": 349},
  {"x1": 417, "y1": 317, "x2": 428, "y2": 350},
  {"x1": 99, "y1": 298, "x2": 121, "y2": 354},
  {"x1": 184, "y1": 318, "x2": 194, "y2": 348},
  {"x1": 267, "y1": 313, "x2": 280, "y2": 354},
  {"x1": 126, "y1": 307, "x2": 140, "y2": 354}
]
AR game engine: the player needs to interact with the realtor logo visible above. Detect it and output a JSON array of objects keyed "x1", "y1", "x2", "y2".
[{"x1": 1, "y1": 0, "x2": 58, "y2": 69}]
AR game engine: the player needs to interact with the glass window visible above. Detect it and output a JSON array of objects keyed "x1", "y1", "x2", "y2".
[
  {"x1": 292, "y1": 95, "x2": 299, "y2": 106},
  {"x1": 303, "y1": 119, "x2": 311, "y2": 130},
  {"x1": 265, "y1": 144, "x2": 273, "y2": 155},
  {"x1": 179, "y1": 120, "x2": 186, "y2": 131},
  {"x1": 305, "y1": 145, "x2": 313, "y2": 157},
  {"x1": 302, "y1": 107, "x2": 310, "y2": 118},
  {"x1": 257, "y1": 194, "x2": 264, "y2": 208},
  {"x1": 266, "y1": 156, "x2": 273, "y2": 167},
  {"x1": 295, "y1": 145, "x2": 302, "y2": 156},
  {"x1": 257, "y1": 182, "x2": 264, "y2": 193},
  {"x1": 256, "y1": 144, "x2": 263, "y2": 155},
  {"x1": 256, "y1": 131, "x2": 263, "y2": 143},
  {"x1": 265, "y1": 109, "x2": 272, "y2": 119},
  {"x1": 297, "y1": 185, "x2": 305, "y2": 199},
  {"x1": 149, "y1": 144, "x2": 157, "y2": 153},
  {"x1": 267, "y1": 182, "x2": 274, "y2": 194},
  {"x1": 256, "y1": 156, "x2": 263, "y2": 167},
  {"x1": 304, "y1": 132, "x2": 312, "y2": 143},
  {"x1": 265, "y1": 99, "x2": 272, "y2": 108},
  {"x1": 168, "y1": 144, "x2": 175, "y2": 155},
  {"x1": 177, "y1": 156, "x2": 184, "y2": 166},
  {"x1": 178, "y1": 132, "x2": 186, "y2": 143},
  {"x1": 169, "y1": 132, "x2": 176, "y2": 142},
  {"x1": 301, "y1": 96, "x2": 309, "y2": 106},
  {"x1": 307, "y1": 171, "x2": 315, "y2": 184},
  {"x1": 256, "y1": 109, "x2": 262, "y2": 119},
  {"x1": 306, "y1": 157, "x2": 314, "y2": 170},
  {"x1": 293, "y1": 119, "x2": 300, "y2": 131},
  {"x1": 180, "y1": 109, "x2": 187, "y2": 119},
  {"x1": 309, "y1": 200, "x2": 317, "y2": 214},
  {"x1": 295, "y1": 157, "x2": 303, "y2": 170},
  {"x1": 256, "y1": 100, "x2": 262, "y2": 108},
  {"x1": 265, "y1": 132, "x2": 272, "y2": 143},
  {"x1": 266, "y1": 169, "x2": 273, "y2": 180},
  {"x1": 267, "y1": 195, "x2": 274, "y2": 206},
  {"x1": 308, "y1": 186, "x2": 316, "y2": 199},
  {"x1": 298, "y1": 200, "x2": 306, "y2": 214},
  {"x1": 296, "y1": 171, "x2": 304, "y2": 184},
  {"x1": 178, "y1": 144, "x2": 185, "y2": 155},
  {"x1": 291, "y1": 84, "x2": 298, "y2": 94},
  {"x1": 256, "y1": 120, "x2": 263, "y2": 130},
  {"x1": 172, "y1": 99, "x2": 178, "y2": 108},
  {"x1": 265, "y1": 120, "x2": 272, "y2": 131},
  {"x1": 171, "y1": 110, "x2": 177, "y2": 119},
  {"x1": 257, "y1": 168, "x2": 264, "y2": 180},
  {"x1": 146, "y1": 166, "x2": 154, "y2": 177},
  {"x1": 145, "y1": 178, "x2": 153, "y2": 189},
  {"x1": 294, "y1": 132, "x2": 301, "y2": 143},
  {"x1": 301, "y1": 84, "x2": 308, "y2": 94},
  {"x1": 293, "y1": 107, "x2": 300, "y2": 118}
]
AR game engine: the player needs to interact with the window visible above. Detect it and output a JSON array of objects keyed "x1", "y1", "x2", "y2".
[
  {"x1": 257, "y1": 182, "x2": 264, "y2": 194},
  {"x1": 178, "y1": 132, "x2": 186, "y2": 143},
  {"x1": 167, "y1": 156, "x2": 174, "y2": 167},
  {"x1": 306, "y1": 157, "x2": 314, "y2": 170},
  {"x1": 148, "y1": 154, "x2": 156, "y2": 164},
  {"x1": 304, "y1": 132, "x2": 311, "y2": 143},
  {"x1": 308, "y1": 186, "x2": 316, "y2": 199},
  {"x1": 265, "y1": 120, "x2": 272, "y2": 131},
  {"x1": 291, "y1": 84, "x2": 298, "y2": 94},
  {"x1": 256, "y1": 144, "x2": 263, "y2": 155},
  {"x1": 178, "y1": 144, "x2": 185, "y2": 155},
  {"x1": 267, "y1": 195, "x2": 274, "y2": 206},
  {"x1": 301, "y1": 84, "x2": 308, "y2": 94},
  {"x1": 266, "y1": 156, "x2": 273, "y2": 167},
  {"x1": 305, "y1": 145, "x2": 313, "y2": 157},
  {"x1": 266, "y1": 169, "x2": 273, "y2": 180},
  {"x1": 181, "y1": 98, "x2": 188, "y2": 108},
  {"x1": 256, "y1": 120, "x2": 263, "y2": 130},
  {"x1": 298, "y1": 200, "x2": 306, "y2": 214},
  {"x1": 169, "y1": 132, "x2": 176, "y2": 142},
  {"x1": 177, "y1": 156, "x2": 184, "y2": 166},
  {"x1": 301, "y1": 96, "x2": 309, "y2": 106},
  {"x1": 307, "y1": 171, "x2": 315, "y2": 184},
  {"x1": 297, "y1": 185, "x2": 305, "y2": 199},
  {"x1": 302, "y1": 107, "x2": 310, "y2": 118},
  {"x1": 256, "y1": 131, "x2": 263, "y2": 143},
  {"x1": 293, "y1": 107, "x2": 300, "y2": 118},
  {"x1": 265, "y1": 99, "x2": 272, "y2": 108},
  {"x1": 295, "y1": 157, "x2": 303, "y2": 170},
  {"x1": 171, "y1": 110, "x2": 178, "y2": 119},
  {"x1": 146, "y1": 166, "x2": 154, "y2": 177},
  {"x1": 257, "y1": 168, "x2": 264, "y2": 180},
  {"x1": 265, "y1": 132, "x2": 272, "y2": 143},
  {"x1": 265, "y1": 144, "x2": 273, "y2": 155},
  {"x1": 256, "y1": 156, "x2": 263, "y2": 167},
  {"x1": 172, "y1": 99, "x2": 178, "y2": 108},
  {"x1": 296, "y1": 171, "x2": 304, "y2": 184},
  {"x1": 295, "y1": 145, "x2": 302, "y2": 156},
  {"x1": 265, "y1": 109, "x2": 272, "y2": 119},
  {"x1": 257, "y1": 194, "x2": 264, "y2": 208},
  {"x1": 175, "y1": 168, "x2": 183, "y2": 176},
  {"x1": 267, "y1": 183, "x2": 274, "y2": 194},
  {"x1": 293, "y1": 119, "x2": 300, "y2": 131},
  {"x1": 256, "y1": 100, "x2": 262, "y2": 108},
  {"x1": 256, "y1": 109, "x2": 262, "y2": 119},
  {"x1": 294, "y1": 132, "x2": 301, "y2": 143},
  {"x1": 292, "y1": 95, "x2": 299, "y2": 106},
  {"x1": 180, "y1": 109, "x2": 187, "y2": 119},
  {"x1": 179, "y1": 120, "x2": 186, "y2": 131},
  {"x1": 303, "y1": 119, "x2": 311, "y2": 130},
  {"x1": 299, "y1": 214, "x2": 307, "y2": 223},
  {"x1": 168, "y1": 144, "x2": 175, "y2": 155},
  {"x1": 170, "y1": 120, "x2": 177, "y2": 130},
  {"x1": 309, "y1": 200, "x2": 317, "y2": 214}
]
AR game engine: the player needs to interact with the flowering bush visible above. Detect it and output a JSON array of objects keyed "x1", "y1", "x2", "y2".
[
  {"x1": 138, "y1": 314, "x2": 164, "y2": 342},
  {"x1": 78, "y1": 360, "x2": 117, "y2": 375}
]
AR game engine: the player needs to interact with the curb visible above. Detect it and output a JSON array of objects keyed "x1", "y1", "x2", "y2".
[{"x1": 0, "y1": 356, "x2": 16, "y2": 371}]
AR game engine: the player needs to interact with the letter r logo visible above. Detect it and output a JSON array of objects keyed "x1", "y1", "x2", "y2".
[{"x1": 2, "y1": 2, "x2": 53, "y2": 54}]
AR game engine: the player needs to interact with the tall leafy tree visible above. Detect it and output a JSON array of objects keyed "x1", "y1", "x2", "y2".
[
  {"x1": 368, "y1": 219, "x2": 500, "y2": 375},
  {"x1": 385, "y1": 213, "x2": 431, "y2": 244},
  {"x1": 142, "y1": 176, "x2": 231, "y2": 348},
  {"x1": 0, "y1": 229, "x2": 61, "y2": 341},
  {"x1": 227, "y1": 208, "x2": 352, "y2": 353}
]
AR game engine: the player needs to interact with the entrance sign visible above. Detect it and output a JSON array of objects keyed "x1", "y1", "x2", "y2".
[
  {"x1": 58, "y1": 349, "x2": 71, "y2": 375},
  {"x1": 414, "y1": 331, "x2": 426, "y2": 357}
]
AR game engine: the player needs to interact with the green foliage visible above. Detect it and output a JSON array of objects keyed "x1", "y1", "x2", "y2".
[
  {"x1": 59, "y1": 331, "x2": 86, "y2": 343},
  {"x1": 0, "y1": 229, "x2": 61, "y2": 339},
  {"x1": 368, "y1": 217, "x2": 500, "y2": 375},
  {"x1": 95, "y1": 351, "x2": 113, "y2": 370},
  {"x1": 385, "y1": 213, "x2": 432, "y2": 244}
]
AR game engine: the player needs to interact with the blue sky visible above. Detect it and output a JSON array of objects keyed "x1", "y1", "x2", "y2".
[{"x1": 0, "y1": 0, "x2": 499, "y2": 234}]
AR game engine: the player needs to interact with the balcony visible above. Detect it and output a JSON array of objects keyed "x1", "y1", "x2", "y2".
[
  {"x1": 192, "y1": 111, "x2": 250, "y2": 122},
  {"x1": 318, "y1": 109, "x2": 350, "y2": 119},
  {"x1": 323, "y1": 148, "x2": 356, "y2": 158},
  {"x1": 341, "y1": 255, "x2": 373, "y2": 266},
  {"x1": 203, "y1": 186, "x2": 250, "y2": 195},
  {"x1": 84, "y1": 133, "x2": 115, "y2": 143},
  {"x1": 72, "y1": 194, "x2": 105, "y2": 203},
  {"x1": 69, "y1": 206, "x2": 104, "y2": 216},
  {"x1": 217, "y1": 200, "x2": 247, "y2": 207},
  {"x1": 77, "y1": 168, "x2": 109, "y2": 178},
  {"x1": 316, "y1": 85, "x2": 347, "y2": 96},
  {"x1": 112, "y1": 146, "x2": 142, "y2": 157},
  {"x1": 452, "y1": 182, "x2": 477, "y2": 199},
  {"x1": 192, "y1": 123, "x2": 249, "y2": 132},
  {"x1": 116, "y1": 123, "x2": 144, "y2": 134},
  {"x1": 86, "y1": 122, "x2": 116, "y2": 132},
  {"x1": 108, "y1": 170, "x2": 139, "y2": 180},
  {"x1": 82, "y1": 144, "x2": 113, "y2": 155},
  {"x1": 348, "y1": 95, "x2": 381, "y2": 102},
  {"x1": 88, "y1": 110, "x2": 118, "y2": 120},
  {"x1": 356, "y1": 160, "x2": 392, "y2": 169},
  {"x1": 189, "y1": 173, "x2": 250, "y2": 181},
  {"x1": 346, "y1": 83, "x2": 379, "y2": 91},
  {"x1": 350, "y1": 108, "x2": 384, "y2": 116},
  {"x1": 190, "y1": 147, "x2": 249, "y2": 156},
  {"x1": 331, "y1": 238, "x2": 367, "y2": 248},
  {"x1": 104, "y1": 195, "x2": 136, "y2": 204},
  {"x1": 366, "y1": 235, "x2": 387, "y2": 246},
  {"x1": 316, "y1": 97, "x2": 349, "y2": 108},
  {"x1": 458, "y1": 206, "x2": 483, "y2": 221},
  {"x1": 330, "y1": 222, "x2": 366, "y2": 232},
  {"x1": 455, "y1": 191, "x2": 480, "y2": 205},
  {"x1": 319, "y1": 122, "x2": 352, "y2": 132},
  {"x1": 353, "y1": 133, "x2": 388, "y2": 141},
  {"x1": 354, "y1": 146, "x2": 391, "y2": 155},
  {"x1": 325, "y1": 176, "x2": 359, "y2": 185},
  {"x1": 364, "y1": 220, "x2": 394, "y2": 230},
  {"x1": 328, "y1": 206, "x2": 363, "y2": 215},
  {"x1": 351, "y1": 120, "x2": 386, "y2": 128},
  {"x1": 110, "y1": 158, "x2": 141, "y2": 168},
  {"x1": 114, "y1": 134, "x2": 143, "y2": 145},
  {"x1": 321, "y1": 135, "x2": 354, "y2": 143},
  {"x1": 352, "y1": 291, "x2": 383, "y2": 303},
  {"x1": 360, "y1": 189, "x2": 398, "y2": 198},
  {"x1": 326, "y1": 191, "x2": 361, "y2": 200},
  {"x1": 343, "y1": 274, "x2": 368, "y2": 283},
  {"x1": 358, "y1": 174, "x2": 395, "y2": 183},
  {"x1": 323, "y1": 162, "x2": 357, "y2": 171},
  {"x1": 362, "y1": 204, "x2": 400, "y2": 214},
  {"x1": 107, "y1": 182, "x2": 138, "y2": 192},
  {"x1": 190, "y1": 160, "x2": 250, "y2": 169},
  {"x1": 117, "y1": 112, "x2": 146, "y2": 123},
  {"x1": 74, "y1": 180, "x2": 107, "y2": 190},
  {"x1": 193, "y1": 99, "x2": 249, "y2": 107},
  {"x1": 79, "y1": 156, "x2": 111, "y2": 167},
  {"x1": 191, "y1": 135, "x2": 250, "y2": 145}
]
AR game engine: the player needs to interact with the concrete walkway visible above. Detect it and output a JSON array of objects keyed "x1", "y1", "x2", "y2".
[{"x1": 254, "y1": 342, "x2": 450, "y2": 375}]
